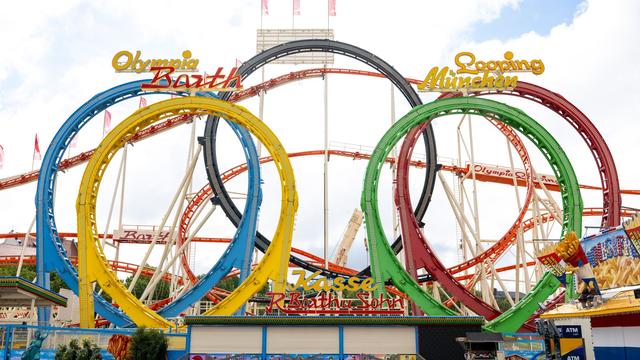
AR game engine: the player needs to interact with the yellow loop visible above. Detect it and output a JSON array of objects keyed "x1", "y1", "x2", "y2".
[{"x1": 78, "y1": 97, "x2": 298, "y2": 328}]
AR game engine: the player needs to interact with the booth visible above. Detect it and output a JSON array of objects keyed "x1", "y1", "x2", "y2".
[{"x1": 185, "y1": 316, "x2": 483, "y2": 360}]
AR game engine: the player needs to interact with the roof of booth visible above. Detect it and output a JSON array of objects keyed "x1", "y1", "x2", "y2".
[
  {"x1": 185, "y1": 315, "x2": 484, "y2": 326},
  {"x1": 0, "y1": 276, "x2": 67, "y2": 307},
  {"x1": 541, "y1": 291, "x2": 640, "y2": 319}
]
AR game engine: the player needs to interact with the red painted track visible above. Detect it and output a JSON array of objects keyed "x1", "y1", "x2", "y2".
[
  {"x1": 398, "y1": 119, "x2": 503, "y2": 320},
  {"x1": 176, "y1": 149, "x2": 440, "y2": 301},
  {"x1": 438, "y1": 84, "x2": 620, "y2": 227},
  {"x1": 396, "y1": 98, "x2": 619, "y2": 321},
  {"x1": 2, "y1": 69, "x2": 629, "y2": 198},
  {"x1": 388, "y1": 81, "x2": 620, "y2": 319},
  {"x1": 0, "y1": 68, "x2": 625, "y2": 319}
]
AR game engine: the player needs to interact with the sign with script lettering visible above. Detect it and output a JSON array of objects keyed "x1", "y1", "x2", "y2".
[
  {"x1": 417, "y1": 51, "x2": 544, "y2": 93},
  {"x1": 111, "y1": 50, "x2": 243, "y2": 92},
  {"x1": 266, "y1": 270, "x2": 405, "y2": 315}
]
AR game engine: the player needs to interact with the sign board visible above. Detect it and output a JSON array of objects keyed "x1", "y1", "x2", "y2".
[
  {"x1": 112, "y1": 228, "x2": 175, "y2": 244},
  {"x1": 471, "y1": 163, "x2": 558, "y2": 187},
  {"x1": 266, "y1": 270, "x2": 404, "y2": 315},
  {"x1": 111, "y1": 50, "x2": 242, "y2": 92},
  {"x1": 112, "y1": 50, "x2": 199, "y2": 73},
  {"x1": 417, "y1": 51, "x2": 544, "y2": 93},
  {"x1": 623, "y1": 214, "x2": 640, "y2": 254},
  {"x1": 256, "y1": 29, "x2": 334, "y2": 65},
  {"x1": 141, "y1": 66, "x2": 243, "y2": 92},
  {"x1": 557, "y1": 325, "x2": 582, "y2": 339},
  {"x1": 556, "y1": 325, "x2": 586, "y2": 360},
  {"x1": 581, "y1": 228, "x2": 640, "y2": 290}
]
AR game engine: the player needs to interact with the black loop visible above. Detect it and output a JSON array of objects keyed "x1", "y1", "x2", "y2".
[{"x1": 203, "y1": 39, "x2": 438, "y2": 278}]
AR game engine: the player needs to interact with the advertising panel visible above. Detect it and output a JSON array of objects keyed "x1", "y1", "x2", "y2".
[{"x1": 581, "y1": 228, "x2": 640, "y2": 290}]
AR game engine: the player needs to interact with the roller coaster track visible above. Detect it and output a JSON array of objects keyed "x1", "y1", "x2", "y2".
[
  {"x1": 400, "y1": 118, "x2": 535, "y2": 319},
  {"x1": 203, "y1": 39, "x2": 437, "y2": 282},
  {"x1": 1, "y1": 70, "x2": 622, "y2": 226},
  {"x1": 239, "y1": 67, "x2": 621, "y2": 328},
  {"x1": 1, "y1": 65, "x2": 623, "y2": 327},
  {"x1": 76, "y1": 97, "x2": 297, "y2": 328},
  {"x1": 390, "y1": 83, "x2": 620, "y2": 330},
  {"x1": 439, "y1": 84, "x2": 620, "y2": 227},
  {"x1": 0, "y1": 232, "x2": 230, "y2": 243},
  {"x1": 32, "y1": 78, "x2": 265, "y2": 327},
  {"x1": 362, "y1": 98, "x2": 583, "y2": 333},
  {"x1": 156, "y1": 111, "x2": 262, "y2": 318},
  {"x1": 178, "y1": 135, "x2": 533, "y2": 308},
  {"x1": 397, "y1": 119, "x2": 534, "y2": 324}
]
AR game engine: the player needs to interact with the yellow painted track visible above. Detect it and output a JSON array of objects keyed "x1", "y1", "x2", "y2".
[{"x1": 77, "y1": 97, "x2": 298, "y2": 328}]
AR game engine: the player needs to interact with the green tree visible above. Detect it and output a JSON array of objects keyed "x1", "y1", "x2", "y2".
[
  {"x1": 123, "y1": 272, "x2": 170, "y2": 301},
  {"x1": 55, "y1": 338, "x2": 102, "y2": 360},
  {"x1": 216, "y1": 276, "x2": 240, "y2": 292},
  {"x1": 196, "y1": 275, "x2": 269, "y2": 302},
  {"x1": 127, "y1": 327, "x2": 168, "y2": 360}
]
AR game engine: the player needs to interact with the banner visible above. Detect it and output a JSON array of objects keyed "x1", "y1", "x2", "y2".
[
  {"x1": 557, "y1": 326, "x2": 586, "y2": 360},
  {"x1": 112, "y1": 227, "x2": 175, "y2": 243},
  {"x1": 623, "y1": 213, "x2": 640, "y2": 255},
  {"x1": 538, "y1": 232, "x2": 599, "y2": 292},
  {"x1": 538, "y1": 252, "x2": 567, "y2": 282},
  {"x1": 581, "y1": 228, "x2": 640, "y2": 290}
]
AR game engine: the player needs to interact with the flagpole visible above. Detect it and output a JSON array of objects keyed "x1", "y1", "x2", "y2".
[{"x1": 31, "y1": 135, "x2": 36, "y2": 171}]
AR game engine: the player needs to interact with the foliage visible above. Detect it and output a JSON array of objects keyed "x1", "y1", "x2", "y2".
[
  {"x1": 54, "y1": 338, "x2": 102, "y2": 360},
  {"x1": 123, "y1": 273, "x2": 170, "y2": 301},
  {"x1": 127, "y1": 327, "x2": 168, "y2": 360},
  {"x1": 216, "y1": 276, "x2": 240, "y2": 292},
  {"x1": 0, "y1": 265, "x2": 65, "y2": 293},
  {"x1": 196, "y1": 275, "x2": 269, "y2": 302}
]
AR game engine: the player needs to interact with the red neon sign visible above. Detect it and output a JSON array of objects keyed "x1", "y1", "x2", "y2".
[
  {"x1": 265, "y1": 292, "x2": 405, "y2": 315},
  {"x1": 141, "y1": 66, "x2": 243, "y2": 92}
]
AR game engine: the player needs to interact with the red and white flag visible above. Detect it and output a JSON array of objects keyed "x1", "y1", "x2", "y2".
[
  {"x1": 0, "y1": 144, "x2": 5, "y2": 169},
  {"x1": 139, "y1": 97, "x2": 147, "y2": 108},
  {"x1": 33, "y1": 134, "x2": 42, "y2": 162},
  {"x1": 235, "y1": 58, "x2": 243, "y2": 67},
  {"x1": 261, "y1": 0, "x2": 269, "y2": 15},
  {"x1": 103, "y1": 110, "x2": 112, "y2": 137},
  {"x1": 328, "y1": 0, "x2": 336, "y2": 16},
  {"x1": 293, "y1": 0, "x2": 300, "y2": 15}
]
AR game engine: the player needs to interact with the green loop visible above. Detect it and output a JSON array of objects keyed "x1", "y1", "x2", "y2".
[{"x1": 361, "y1": 97, "x2": 583, "y2": 332}]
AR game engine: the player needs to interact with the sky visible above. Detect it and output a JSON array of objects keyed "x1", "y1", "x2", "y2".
[{"x1": 1, "y1": 0, "x2": 640, "y2": 294}]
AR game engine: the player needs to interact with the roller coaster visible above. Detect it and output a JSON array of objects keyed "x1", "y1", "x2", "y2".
[{"x1": 0, "y1": 39, "x2": 634, "y2": 334}]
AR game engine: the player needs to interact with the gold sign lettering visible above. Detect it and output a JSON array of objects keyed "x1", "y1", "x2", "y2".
[
  {"x1": 112, "y1": 50, "x2": 199, "y2": 73},
  {"x1": 418, "y1": 51, "x2": 544, "y2": 93},
  {"x1": 287, "y1": 269, "x2": 378, "y2": 292}
]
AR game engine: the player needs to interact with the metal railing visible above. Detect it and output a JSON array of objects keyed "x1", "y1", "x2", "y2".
[{"x1": 0, "y1": 324, "x2": 187, "y2": 360}]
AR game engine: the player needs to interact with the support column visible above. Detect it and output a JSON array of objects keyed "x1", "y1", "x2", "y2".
[{"x1": 323, "y1": 66, "x2": 330, "y2": 269}]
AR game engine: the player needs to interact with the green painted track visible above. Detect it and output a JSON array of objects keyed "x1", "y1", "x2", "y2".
[{"x1": 360, "y1": 97, "x2": 583, "y2": 332}]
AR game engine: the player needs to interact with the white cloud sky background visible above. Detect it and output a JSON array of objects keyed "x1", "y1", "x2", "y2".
[{"x1": 1, "y1": 0, "x2": 639, "y2": 292}]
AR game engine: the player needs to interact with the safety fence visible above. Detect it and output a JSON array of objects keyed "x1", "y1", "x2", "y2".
[{"x1": 0, "y1": 324, "x2": 187, "y2": 360}]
